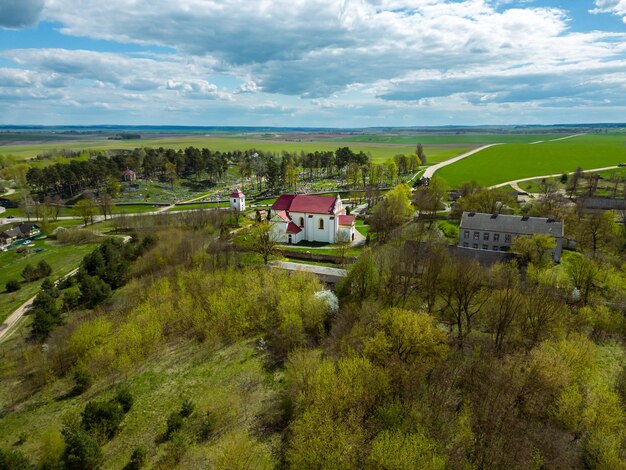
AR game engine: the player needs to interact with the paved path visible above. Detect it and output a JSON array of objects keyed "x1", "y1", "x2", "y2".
[
  {"x1": 1, "y1": 188, "x2": 15, "y2": 197},
  {"x1": 490, "y1": 165, "x2": 620, "y2": 190},
  {"x1": 422, "y1": 144, "x2": 501, "y2": 179},
  {"x1": 530, "y1": 133, "x2": 586, "y2": 145},
  {"x1": 269, "y1": 261, "x2": 347, "y2": 283}
]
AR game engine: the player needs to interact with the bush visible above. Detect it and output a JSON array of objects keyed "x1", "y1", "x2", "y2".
[
  {"x1": 81, "y1": 400, "x2": 124, "y2": 440},
  {"x1": 37, "y1": 260, "x2": 53, "y2": 278},
  {"x1": 180, "y1": 398, "x2": 195, "y2": 418},
  {"x1": 21, "y1": 264, "x2": 38, "y2": 283},
  {"x1": 57, "y1": 228, "x2": 100, "y2": 245},
  {"x1": 72, "y1": 367, "x2": 93, "y2": 396},
  {"x1": 61, "y1": 417, "x2": 102, "y2": 470},
  {"x1": 114, "y1": 386, "x2": 134, "y2": 413},
  {"x1": 123, "y1": 447, "x2": 147, "y2": 470},
  {"x1": 5, "y1": 279, "x2": 21, "y2": 293},
  {"x1": 165, "y1": 412, "x2": 183, "y2": 440},
  {"x1": 0, "y1": 448, "x2": 33, "y2": 469},
  {"x1": 199, "y1": 411, "x2": 217, "y2": 441}
]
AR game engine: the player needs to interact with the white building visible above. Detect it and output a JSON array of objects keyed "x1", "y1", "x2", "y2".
[
  {"x1": 458, "y1": 211, "x2": 564, "y2": 262},
  {"x1": 270, "y1": 194, "x2": 355, "y2": 244},
  {"x1": 230, "y1": 189, "x2": 246, "y2": 212}
]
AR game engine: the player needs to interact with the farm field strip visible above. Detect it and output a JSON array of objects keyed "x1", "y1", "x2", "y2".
[
  {"x1": 0, "y1": 136, "x2": 468, "y2": 164},
  {"x1": 436, "y1": 134, "x2": 626, "y2": 188}
]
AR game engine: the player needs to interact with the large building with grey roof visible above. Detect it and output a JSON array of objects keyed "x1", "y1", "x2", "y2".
[{"x1": 458, "y1": 212, "x2": 564, "y2": 262}]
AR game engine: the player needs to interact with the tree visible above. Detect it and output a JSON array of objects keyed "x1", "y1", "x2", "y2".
[
  {"x1": 6, "y1": 279, "x2": 20, "y2": 292},
  {"x1": 576, "y1": 211, "x2": 615, "y2": 258},
  {"x1": 21, "y1": 264, "x2": 38, "y2": 283},
  {"x1": 511, "y1": 233, "x2": 557, "y2": 267},
  {"x1": 164, "y1": 162, "x2": 177, "y2": 191},
  {"x1": 439, "y1": 257, "x2": 488, "y2": 345},
  {"x1": 416, "y1": 143, "x2": 426, "y2": 164},
  {"x1": 369, "y1": 184, "x2": 413, "y2": 242},
  {"x1": 75, "y1": 199, "x2": 96, "y2": 226},
  {"x1": 0, "y1": 448, "x2": 34, "y2": 470},
  {"x1": 79, "y1": 274, "x2": 112, "y2": 308},
  {"x1": 335, "y1": 230, "x2": 352, "y2": 266},
  {"x1": 251, "y1": 221, "x2": 279, "y2": 265},
  {"x1": 565, "y1": 254, "x2": 599, "y2": 305},
  {"x1": 98, "y1": 192, "x2": 115, "y2": 220},
  {"x1": 82, "y1": 400, "x2": 124, "y2": 440},
  {"x1": 412, "y1": 176, "x2": 448, "y2": 223}
]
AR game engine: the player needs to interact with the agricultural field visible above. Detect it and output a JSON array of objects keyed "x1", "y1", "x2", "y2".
[
  {"x1": 436, "y1": 134, "x2": 626, "y2": 188},
  {"x1": 0, "y1": 135, "x2": 467, "y2": 165},
  {"x1": 329, "y1": 133, "x2": 571, "y2": 145},
  {"x1": 0, "y1": 239, "x2": 97, "y2": 322}
]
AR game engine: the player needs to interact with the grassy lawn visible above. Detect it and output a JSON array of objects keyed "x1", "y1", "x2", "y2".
[
  {"x1": 0, "y1": 338, "x2": 282, "y2": 468},
  {"x1": 437, "y1": 219, "x2": 459, "y2": 241},
  {"x1": 0, "y1": 239, "x2": 97, "y2": 322},
  {"x1": 437, "y1": 135, "x2": 626, "y2": 188},
  {"x1": 356, "y1": 219, "x2": 370, "y2": 236},
  {"x1": 282, "y1": 245, "x2": 363, "y2": 257},
  {"x1": 113, "y1": 204, "x2": 167, "y2": 214}
]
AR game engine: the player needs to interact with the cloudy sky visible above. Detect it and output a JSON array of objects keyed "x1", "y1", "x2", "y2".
[{"x1": 1, "y1": 0, "x2": 626, "y2": 127}]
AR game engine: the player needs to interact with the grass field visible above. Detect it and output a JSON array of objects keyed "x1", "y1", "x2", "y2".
[
  {"x1": 168, "y1": 202, "x2": 229, "y2": 211},
  {"x1": 0, "y1": 239, "x2": 97, "y2": 322},
  {"x1": 0, "y1": 136, "x2": 467, "y2": 165},
  {"x1": 436, "y1": 134, "x2": 626, "y2": 188},
  {"x1": 329, "y1": 134, "x2": 571, "y2": 145}
]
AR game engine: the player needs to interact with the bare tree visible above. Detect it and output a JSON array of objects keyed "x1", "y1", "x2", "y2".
[{"x1": 251, "y1": 221, "x2": 279, "y2": 265}]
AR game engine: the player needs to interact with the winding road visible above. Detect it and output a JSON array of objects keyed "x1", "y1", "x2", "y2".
[
  {"x1": 489, "y1": 165, "x2": 621, "y2": 191},
  {"x1": 422, "y1": 144, "x2": 502, "y2": 179}
]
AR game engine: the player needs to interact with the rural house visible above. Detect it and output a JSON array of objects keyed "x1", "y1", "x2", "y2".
[
  {"x1": 458, "y1": 212, "x2": 564, "y2": 262},
  {"x1": 270, "y1": 194, "x2": 355, "y2": 244},
  {"x1": 17, "y1": 223, "x2": 40, "y2": 238},
  {"x1": 0, "y1": 223, "x2": 41, "y2": 247}
]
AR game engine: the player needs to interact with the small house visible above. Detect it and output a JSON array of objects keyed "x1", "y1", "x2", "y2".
[{"x1": 230, "y1": 189, "x2": 246, "y2": 212}]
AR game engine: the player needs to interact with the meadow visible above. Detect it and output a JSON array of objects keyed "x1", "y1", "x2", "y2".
[
  {"x1": 436, "y1": 134, "x2": 626, "y2": 188},
  {"x1": 0, "y1": 239, "x2": 97, "y2": 322},
  {"x1": 0, "y1": 135, "x2": 467, "y2": 165}
]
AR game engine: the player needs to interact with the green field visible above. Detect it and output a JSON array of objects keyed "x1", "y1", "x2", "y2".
[
  {"x1": 436, "y1": 135, "x2": 626, "y2": 188},
  {"x1": 330, "y1": 133, "x2": 573, "y2": 145},
  {"x1": 168, "y1": 202, "x2": 229, "y2": 211},
  {"x1": 0, "y1": 136, "x2": 467, "y2": 165},
  {"x1": 0, "y1": 239, "x2": 97, "y2": 322}
]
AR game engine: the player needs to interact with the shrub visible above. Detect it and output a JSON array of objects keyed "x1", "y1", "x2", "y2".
[
  {"x1": 61, "y1": 417, "x2": 102, "y2": 470},
  {"x1": 57, "y1": 228, "x2": 100, "y2": 245},
  {"x1": 81, "y1": 400, "x2": 124, "y2": 440},
  {"x1": 199, "y1": 411, "x2": 217, "y2": 441},
  {"x1": 114, "y1": 386, "x2": 134, "y2": 413},
  {"x1": 21, "y1": 264, "x2": 38, "y2": 283},
  {"x1": 37, "y1": 260, "x2": 53, "y2": 278},
  {"x1": 72, "y1": 367, "x2": 93, "y2": 396},
  {"x1": 0, "y1": 448, "x2": 33, "y2": 469},
  {"x1": 123, "y1": 447, "x2": 147, "y2": 470},
  {"x1": 165, "y1": 412, "x2": 183, "y2": 440},
  {"x1": 5, "y1": 279, "x2": 21, "y2": 293},
  {"x1": 180, "y1": 398, "x2": 195, "y2": 418}
]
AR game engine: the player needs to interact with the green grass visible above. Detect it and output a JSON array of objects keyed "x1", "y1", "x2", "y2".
[
  {"x1": 330, "y1": 134, "x2": 570, "y2": 145},
  {"x1": 437, "y1": 220, "x2": 459, "y2": 240},
  {"x1": 437, "y1": 135, "x2": 626, "y2": 188},
  {"x1": 113, "y1": 204, "x2": 167, "y2": 214},
  {"x1": 356, "y1": 219, "x2": 370, "y2": 236},
  {"x1": 0, "y1": 239, "x2": 97, "y2": 322},
  {"x1": 282, "y1": 245, "x2": 363, "y2": 257},
  {"x1": 0, "y1": 136, "x2": 468, "y2": 165},
  {"x1": 0, "y1": 338, "x2": 281, "y2": 468}
]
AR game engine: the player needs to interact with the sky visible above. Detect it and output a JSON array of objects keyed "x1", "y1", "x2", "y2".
[{"x1": 1, "y1": 0, "x2": 626, "y2": 127}]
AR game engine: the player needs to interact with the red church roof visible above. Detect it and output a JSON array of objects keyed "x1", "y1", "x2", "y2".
[
  {"x1": 271, "y1": 194, "x2": 338, "y2": 215},
  {"x1": 338, "y1": 215, "x2": 355, "y2": 226},
  {"x1": 230, "y1": 189, "x2": 244, "y2": 198},
  {"x1": 275, "y1": 210, "x2": 290, "y2": 222},
  {"x1": 286, "y1": 222, "x2": 303, "y2": 234}
]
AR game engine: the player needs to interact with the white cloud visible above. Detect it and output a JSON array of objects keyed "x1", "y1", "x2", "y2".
[{"x1": 590, "y1": 0, "x2": 626, "y2": 22}]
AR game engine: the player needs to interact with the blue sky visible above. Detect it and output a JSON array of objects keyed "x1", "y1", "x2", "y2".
[{"x1": 1, "y1": 0, "x2": 626, "y2": 127}]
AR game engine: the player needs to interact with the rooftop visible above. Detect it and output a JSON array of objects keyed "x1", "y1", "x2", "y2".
[
  {"x1": 460, "y1": 212, "x2": 564, "y2": 237},
  {"x1": 271, "y1": 194, "x2": 338, "y2": 215}
]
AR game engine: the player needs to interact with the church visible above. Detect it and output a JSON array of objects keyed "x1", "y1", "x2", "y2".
[{"x1": 269, "y1": 194, "x2": 355, "y2": 244}]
